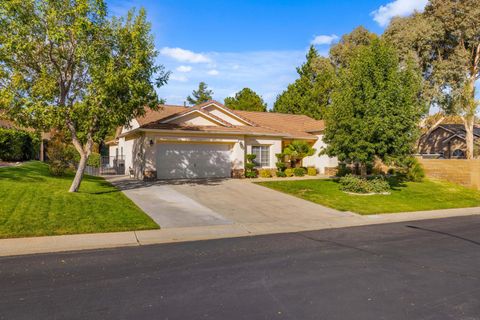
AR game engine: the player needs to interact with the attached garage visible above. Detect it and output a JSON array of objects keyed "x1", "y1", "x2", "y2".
[{"x1": 156, "y1": 142, "x2": 233, "y2": 179}]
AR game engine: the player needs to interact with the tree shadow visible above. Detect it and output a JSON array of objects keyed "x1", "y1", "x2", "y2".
[
  {"x1": 110, "y1": 177, "x2": 229, "y2": 191},
  {"x1": 387, "y1": 176, "x2": 407, "y2": 190},
  {"x1": 0, "y1": 162, "x2": 50, "y2": 183}
]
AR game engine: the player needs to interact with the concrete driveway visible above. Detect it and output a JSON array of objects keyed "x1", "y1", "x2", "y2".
[{"x1": 110, "y1": 178, "x2": 352, "y2": 229}]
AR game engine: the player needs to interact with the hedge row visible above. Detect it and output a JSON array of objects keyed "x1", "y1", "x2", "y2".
[{"x1": 0, "y1": 128, "x2": 40, "y2": 161}]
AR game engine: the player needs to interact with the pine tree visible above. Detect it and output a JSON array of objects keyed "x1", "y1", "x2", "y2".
[
  {"x1": 224, "y1": 88, "x2": 267, "y2": 112},
  {"x1": 272, "y1": 46, "x2": 335, "y2": 119},
  {"x1": 186, "y1": 82, "x2": 213, "y2": 105}
]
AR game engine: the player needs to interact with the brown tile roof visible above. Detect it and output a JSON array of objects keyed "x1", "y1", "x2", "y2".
[
  {"x1": 119, "y1": 100, "x2": 324, "y2": 140},
  {"x1": 141, "y1": 123, "x2": 285, "y2": 136},
  {"x1": 136, "y1": 105, "x2": 188, "y2": 126},
  {"x1": 438, "y1": 124, "x2": 480, "y2": 137},
  {"x1": 233, "y1": 110, "x2": 325, "y2": 137}
]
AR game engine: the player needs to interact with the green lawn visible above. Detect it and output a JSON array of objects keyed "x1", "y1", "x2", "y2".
[
  {"x1": 257, "y1": 178, "x2": 480, "y2": 215},
  {"x1": 0, "y1": 161, "x2": 158, "y2": 238}
]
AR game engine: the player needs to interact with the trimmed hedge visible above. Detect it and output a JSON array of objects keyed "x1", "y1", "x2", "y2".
[{"x1": 0, "y1": 128, "x2": 40, "y2": 161}]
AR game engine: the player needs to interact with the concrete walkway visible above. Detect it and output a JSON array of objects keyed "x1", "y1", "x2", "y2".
[{"x1": 1, "y1": 206, "x2": 480, "y2": 257}]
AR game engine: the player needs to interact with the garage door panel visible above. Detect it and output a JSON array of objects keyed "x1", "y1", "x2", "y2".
[{"x1": 156, "y1": 143, "x2": 232, "y2": 179}]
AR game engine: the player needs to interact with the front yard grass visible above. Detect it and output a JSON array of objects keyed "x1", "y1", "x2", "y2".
[
  {"x1": 0, "y1": 161, "x2": 158, "y2": 239},
  {"x1": 257, "y1": 178, "x2": 480, "y2": 215}
]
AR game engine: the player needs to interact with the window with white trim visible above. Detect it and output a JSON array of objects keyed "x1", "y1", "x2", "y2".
[{"x1": 251, "y1": 146, "x2": 270, "y2": 167}]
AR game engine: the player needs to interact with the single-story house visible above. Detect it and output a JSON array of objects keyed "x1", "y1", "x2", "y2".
[
  {"x1": 418, "y1": 123, "x2": 480, "y2": 159},
  {"x1": 107, "y1": 100, "x2": 338, "y2": 180}
]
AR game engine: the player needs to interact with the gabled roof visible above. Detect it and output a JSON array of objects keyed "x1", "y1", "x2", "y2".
[
  {"x1": 119, "y1": 100, "x2": 325, "y2": 140},
  {"x1": 437, "y1": 124, "x2": 480, "y2": 137}
]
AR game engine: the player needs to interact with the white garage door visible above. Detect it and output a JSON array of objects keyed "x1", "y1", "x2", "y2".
[{"x1": 156, "y1": 143, "x2": 232, "y2": 179}]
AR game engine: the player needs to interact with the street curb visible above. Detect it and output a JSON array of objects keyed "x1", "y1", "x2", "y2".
[{"x1": 1, "y1": 207, "x2": 480, "y2": 258}]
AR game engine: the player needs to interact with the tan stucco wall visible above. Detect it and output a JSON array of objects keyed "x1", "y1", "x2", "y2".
[
  {"x1": 419, "y1": 158, "x2": 480, "y2": 189},
  {"x1": 170, "y1": 112, "x2": 220, "y2": 126},
  {"x1": 302, "y1": 134, "x2": 338, "y2": 174},
  {"x1": 203, "y1": 105, "x2": 247, "y2": 126},
  {"x1": 245, "y1": 136, "x2": 282, "y2": 168}
]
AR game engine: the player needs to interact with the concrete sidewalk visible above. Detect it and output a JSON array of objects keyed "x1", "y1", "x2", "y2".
[{"x1": 1, "y1": 206, "x2": 480, "y2": 257}]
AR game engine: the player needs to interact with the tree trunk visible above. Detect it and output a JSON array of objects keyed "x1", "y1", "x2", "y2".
[
  {"x1": 360, "y1": 163, "x2": 367, "y2": 177},
  {"x1": 464, "y1": 114, "x2": 475, "y2": 159},
  {"x1": 464, "y1": 77, "x2": 477, "y2": 159},
  {"x1": 69, "y1": 153, "x2": 89, "y2": 192}
]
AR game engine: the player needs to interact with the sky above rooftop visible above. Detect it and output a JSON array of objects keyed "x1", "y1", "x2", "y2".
[{"x1": 106, "y1": 0, "x2": 429, "y2": 107}]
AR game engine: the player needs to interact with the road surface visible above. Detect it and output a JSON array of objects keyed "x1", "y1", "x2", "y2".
[{"x1": 1, "y1": 215, "x2": 480, "y2": 319}]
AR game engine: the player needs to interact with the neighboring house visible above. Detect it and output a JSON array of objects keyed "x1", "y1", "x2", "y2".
[
  {"x1": 106, "y1": 100, "x2": 338, "y2": 179},
  {"x1": 418, "y1": 124, "x2": 480, "y2": 159}
]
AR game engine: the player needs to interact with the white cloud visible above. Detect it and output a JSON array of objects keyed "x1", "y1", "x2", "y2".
[
  {"x1": 157, "y1": 50, "x2": 306, "y2": 108},
  {"x1": 170, "y1": 74, "x2": 189, "y2": 82},
  {"x1": 311, "y1": 34, "x2": 338, "y2": 46},
  {"x1": 207, "y1": 69, "x2": 219, "y2": 76},
  {"x1": 176, "y1": 65, "x2": 192, "y2": 73},
  {"x1": 372, "y1": 0, "x2": 428, "y2": 27},
  {"x1": 160, "y1": 47, "x2": 211, "y2": 63}
]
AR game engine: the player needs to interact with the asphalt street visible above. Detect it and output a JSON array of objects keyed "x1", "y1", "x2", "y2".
[{"x1": 1, "y1": 215, "x2": 480, "y2": 320}]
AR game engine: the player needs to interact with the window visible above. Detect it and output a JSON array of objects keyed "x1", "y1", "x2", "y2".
[
  {"x1": 452, "y1": 149, "x2": 465, "y2": 158},
  {"x1": 251, "y1": 146, "x2": 270, "y2": 167}
]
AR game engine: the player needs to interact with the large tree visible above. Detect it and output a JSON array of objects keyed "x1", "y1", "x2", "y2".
[
  {"x1": 384, "y1": 0, "x2": 480, "y2": 159},
  {"x1": 272, "y1": 46, "x2": 335, "y2": 120},
  {"x1": 186, "y1": 82, "x2": 213, "y2": 105},
  {"x1": 329, "y1": 26, "x2": 378, "y2": 68},
  {"x1": 322, "y1": 39, "x2": 424, "y2": 175},
  {"x1": 224, "y1": 88, "x2": 266, "y2": 112},
  {"x1": 0, "y1": 0, "x2": 168, "y2": 192}
]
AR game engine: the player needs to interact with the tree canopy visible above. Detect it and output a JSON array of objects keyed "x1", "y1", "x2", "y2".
[
  {"x1": 0, "y1": 0, "x2": 168, "y2": 192},
  {"x1": 329, "y1": 26, "x2": 378, "y2": 68},
  {"x1": 186, "y1": 82, "x2": 213, "y2": 105},
  {"x1": 224, "y1": 88, "x2": 267, "y2": 112},
  {"x1": 384, "y1": 0, "x2": 480, "y2": 158},
  {"x1": 272, "y1": 46, "x2": 335, "y2": 119},
  {"x1": 322, "y1": 39, "x2": 424, "y2": 172}
]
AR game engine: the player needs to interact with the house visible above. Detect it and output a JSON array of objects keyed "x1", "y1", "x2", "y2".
[
  {"x1": 106, "y1": 100, "x2": 338, "y2": 179},
  {"x1": 418, "y1": 124, "x2": 480, "y2": 159}
]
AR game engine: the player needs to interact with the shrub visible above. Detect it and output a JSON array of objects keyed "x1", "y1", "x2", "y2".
[
  {"x1": 283, "y1": 140, "x2": 316, "y2": 168},
  {"x1": 368, "y1": 177, "x2": 391, "y2": 193},
  {"x1": 47, "y1": 138, "x2": 75, "y2": 176},
  {"x1": 336, "y1": 163, "x2": 352, "y2": 177},
  {"x1": 48, "y1": 160, "x2": 68, "y2": 176},
  {"x1": 276, "y1": 171, "x2": 287, "y2": 177},
  {"x1": 285, "y1": 168, "x2": 294, "y2": 177},
  {"x1": 293, "y1": 167, "x2": 306, "y2": 177},
  {"x1": 307, "y1": 167, "x2": 317, "y2": 176},
  {"x1": 275, "y1": 153, "x2": 287, "y2": 172},
  {"x1": 404, "y1": 157, "x2": 425, "y2": 182},
  {"x1": 339, "y1": 174, "x2": 390, "y2": 194},
  {"x1": 245, "y1": 154, "x2": 258, "y2": 178},
  {"x1": 258, "y1": 169, "x2": 272, "y2": 178},
  {"x1": 0, "y1": 128, "x2": 40, "y2": 161},
  {"x1": 65, "y1": 145, "x2": 101, "y2": 168}
]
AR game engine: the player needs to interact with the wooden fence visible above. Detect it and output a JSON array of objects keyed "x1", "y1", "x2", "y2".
[{"x1": 418, "y1": 159, "x2": 480, "y2": 190}]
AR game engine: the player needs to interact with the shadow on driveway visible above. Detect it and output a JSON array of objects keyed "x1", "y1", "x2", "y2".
[{"x1": 109, "y1": 177, "x2": 229, "y2": 191}]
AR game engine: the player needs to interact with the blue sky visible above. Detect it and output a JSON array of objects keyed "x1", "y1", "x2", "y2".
[{"x1": 107, "y1": 0, "x2": 429, "y2": 107}]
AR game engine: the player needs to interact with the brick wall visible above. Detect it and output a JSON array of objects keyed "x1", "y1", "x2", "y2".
[{"x1": 418, "y1": 159, "x2": 480, "y2": 189}]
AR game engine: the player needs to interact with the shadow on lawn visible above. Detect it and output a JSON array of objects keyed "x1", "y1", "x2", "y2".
[{"x1": 0, "y1": 162, "x2": 50, "y2": 183}]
